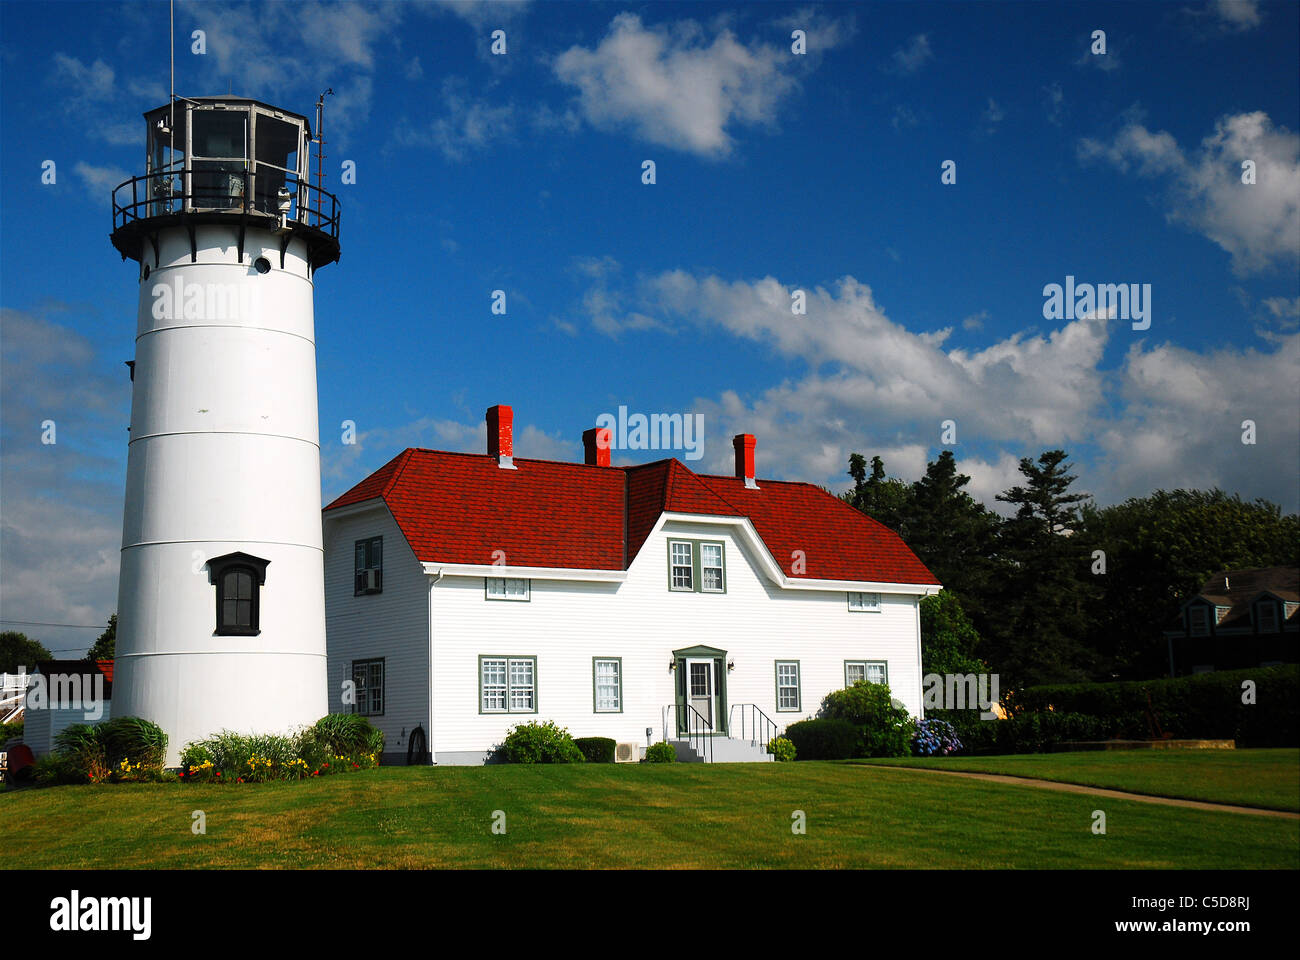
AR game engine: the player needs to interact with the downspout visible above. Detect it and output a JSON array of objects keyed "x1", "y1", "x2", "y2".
[
  {"x1": 427, "y1": 569, "x2": 443, "y2": 764},
  {"x1": 914, "y1": 597, "x2": 925, "y2": 720}
]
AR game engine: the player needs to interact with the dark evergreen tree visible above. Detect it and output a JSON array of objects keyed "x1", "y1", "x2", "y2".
[{"x1": 993, "y1": 450, "x2": 1094, "y2": 685}]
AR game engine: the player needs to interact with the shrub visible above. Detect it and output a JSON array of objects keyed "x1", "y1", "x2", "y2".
[
  {"x1": 784, "y1": 718, "x2": 860, "y2": 760},
  {"x1": 645, "y1": 741, "x2": 676, "y2": 763},
  {"x1": 911, "y1": 718, "x2": 962, "y2": 756},
  {"x1": 499, "y1": 720, "x2": 585, "y2": 764},
  {"x1": 51, "y1": 723, "x2": 109, "y2": 782},
  {"x1": 0, "y1": 720, "x2": 23, "y2": 743},
  {"x1": 34, "y1": 750, "x2": 84, "y2": 786},
  {"x1": 312, "y1": 713, "x2": 385, "y2": 757},
  {"x1": 767, "y1": 736, "x2": 796, "y2": 762},
  {"x1": 39, "y1": 716, "x2": 169, "y2": 783},
  {"x1": 98, "y1": 716, "x2": 168, "y2": 774},
  {"x1": 820, "y1": 681, "x2": 914, "y2": 757},
  {"x1": 573, "y1": 737, "x2": 616, "y2": 763}
]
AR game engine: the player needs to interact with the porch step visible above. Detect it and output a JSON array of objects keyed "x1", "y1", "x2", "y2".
[{"x1": 667, "y1": 738, "x2": 774, "y2": 763}]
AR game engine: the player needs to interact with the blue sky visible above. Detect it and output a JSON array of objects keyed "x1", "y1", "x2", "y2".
[{"x1": 1, "y1": 0, "x2": 1297, "y2": 654}]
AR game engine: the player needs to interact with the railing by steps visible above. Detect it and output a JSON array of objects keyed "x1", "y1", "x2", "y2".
[
  {"x1": 661, "y1": 703, "x2": 714, "y2": 763},
  {"x1": 729, "y1": 703, "x2": 779, "y2": 754}
]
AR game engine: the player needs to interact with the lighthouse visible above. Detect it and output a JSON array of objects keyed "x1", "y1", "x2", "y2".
[{"x1": 109, "y1": 97, "x2": 340, "y2": 764}]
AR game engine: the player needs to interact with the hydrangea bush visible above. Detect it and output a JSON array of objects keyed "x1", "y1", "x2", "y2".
[{"x1": 911, "y1": 718, "x2": 963, "y2": 756}]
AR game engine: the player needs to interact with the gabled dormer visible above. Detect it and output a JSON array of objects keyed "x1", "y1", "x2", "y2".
[
  {"x1": 1252, "y1": 592, "x2": 1285, "y2": 634},
  {"x1": 1183, "y1": 598, "x2": 1215, "y2": 636}
]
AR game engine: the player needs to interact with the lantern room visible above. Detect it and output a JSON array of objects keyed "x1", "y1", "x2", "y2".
[
  {"x1": 112, "y1": 96, "x2": 340, "y2": 270},
  {"x1": 146, "y1": 97, "x2": 306, "y2": 213}
]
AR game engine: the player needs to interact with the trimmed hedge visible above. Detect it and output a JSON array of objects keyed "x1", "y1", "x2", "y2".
[
  {"x1": 931, "y1": 665, "x2": 1298, "y2": 754},
  {"x1": 574, "y1": 737, "x2": 616, "y2": 763},
  {"x1": 1016, "y1": 665, "x2": 1297, "y2": 747},
  {"x1": 784, "y1": 718, "x2": 860, "y2": 760}
]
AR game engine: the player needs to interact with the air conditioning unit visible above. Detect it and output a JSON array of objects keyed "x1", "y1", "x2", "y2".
[
  {"x1": 614, "y1": 742, "x2": 640, "y2": 763},
  {"x1": 365, "y1": 569, "x2": 380, "y2": 591}
]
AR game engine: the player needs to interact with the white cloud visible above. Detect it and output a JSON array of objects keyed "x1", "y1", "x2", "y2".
[
  {"x1": 552, "y1": 12, "x2": 804, "y2": 157},
  {"x1": 1080, "y1": 111, "x2": 1300, "y2": 276},
  {"x1": 886, "y1": 34, "x2": 932, "y2": 75},
  {"x1": 0, "y1": 309, "x2": 129, "y2": 659},
  {"x1": 1094, "y1": 332, "x2": 1300, "y2": 505},
  {"x1": 74, "y1": 162, "x2": 130, "y2": 206},
  {"x1": 321, "y1": 410, "x2": 571, "y2": 497},
  {"x1": 397, "y1": 77, "x2": 516, "y2": 161},
  {"x1": 981, "y1": 97, "x2": 1005, "y2": 135},
  {"x1": 1213, "y1": 0, "x2": 1262, "y2": 30},
  {"x1": 891, "y1": 105, "x2": 919, "y2": 130},
  {"x1": 431, "y1": 0, "x2": 532, "y2": 30},
  {"x1": 771, "y1": 7, "x2": 858, "y2": 55},
  {"x1": 50, "y1": 54, "x2": 114, "y2": 101},
  {"x1": 1043, "y1": 82, "x2": 1064, "y2": 126},
  {"x1": 172, "y1": 0, "x2": 403, "y2": 146},
  {"x1": 573, "y1": 268, "x2": 1299, "y2": 511}
]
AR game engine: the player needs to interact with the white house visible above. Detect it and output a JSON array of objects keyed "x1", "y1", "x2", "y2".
[{"x1": 323, "y1": 405, "x2": 941, "y2": 763}]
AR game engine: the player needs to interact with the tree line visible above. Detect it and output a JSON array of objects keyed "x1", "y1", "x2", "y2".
[{"x1": 844, "y1": 449, "x2": 1299, "y2": 686}]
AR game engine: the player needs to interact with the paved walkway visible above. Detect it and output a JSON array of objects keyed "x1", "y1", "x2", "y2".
[{"x1": 865, "y1": 763, "x2": 1300, "y2": 819}]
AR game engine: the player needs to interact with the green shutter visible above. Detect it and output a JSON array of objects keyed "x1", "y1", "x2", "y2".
[
  {"x1": 674, "y1": 659, "x2": 687, "y2": 736},
  {"x1": 714, "y1": 657, "x2": 728, "y2": 734}
]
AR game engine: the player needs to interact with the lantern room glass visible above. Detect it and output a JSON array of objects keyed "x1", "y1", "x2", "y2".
[{"x1": 141, "y1": 100, "x2": 308, "y2": 217}]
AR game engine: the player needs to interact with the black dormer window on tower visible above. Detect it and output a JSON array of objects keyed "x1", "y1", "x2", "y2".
[{"x1": 207, "y1": 552, "x2": 270, "y2": 636}]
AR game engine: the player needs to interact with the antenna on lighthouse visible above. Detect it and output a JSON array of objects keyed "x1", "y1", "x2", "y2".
[
  {"x1": 169, "y1": 0, "x2": 175, "y2": 170},
  {"x1": 314, "y1": 88, "x2": 334, "y2": 224}
]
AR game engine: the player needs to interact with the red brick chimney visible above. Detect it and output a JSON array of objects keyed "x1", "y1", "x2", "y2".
[
  {"x1": 487, "y1": 405, "x2": 515, "y2": 469},
  {"x1": 733, "y1": 434, "x2": 758, "y2": 489},
  {"x1": 582, "y1": 426, "x2": 612, "y2": 467}
]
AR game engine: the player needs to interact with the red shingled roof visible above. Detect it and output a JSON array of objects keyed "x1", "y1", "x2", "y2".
[{"x1": 325, "y1": 449, "x2": 939, "y2": 586}]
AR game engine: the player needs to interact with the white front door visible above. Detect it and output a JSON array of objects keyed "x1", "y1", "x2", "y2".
[{"x1": 686, "y1": 658, "x2": 713, "y2": 727}]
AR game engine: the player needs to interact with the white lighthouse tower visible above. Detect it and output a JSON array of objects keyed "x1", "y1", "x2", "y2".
[{"x1": 109, "y1": 97, "x2": 340, "y2": 764}]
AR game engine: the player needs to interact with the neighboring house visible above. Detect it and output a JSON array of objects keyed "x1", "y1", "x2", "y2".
[
  {"x1": 22, "y1": 660, "x2": 114, "y2": 757},
  {"x1": 322, "y1": 405, "x2": 941, "y2": 764},
  {"x1": 1, "y1": 670, "x2": 27, "y2": 725},
  {"x1": 1164, "y1": 567, "x2": 1299, "y2": 676}
]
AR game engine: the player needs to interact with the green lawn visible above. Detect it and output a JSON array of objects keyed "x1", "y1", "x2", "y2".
[
  {"x1": 3, "y1": 761, "x2": 1297, "y2": 869},
  {"x1": 857, "y1": 748, "x2": 1300, "y2": 812}
]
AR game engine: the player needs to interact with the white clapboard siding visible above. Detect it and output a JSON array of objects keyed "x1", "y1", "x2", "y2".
[
  {"x1": 23, "y1": 700, "x2": 114, "y2": 757},
  {"x1": 423, "y1": 517, "x2": 926, "y2": 761},
  {"x1": 323, "y1": 503, "x2": 429, "y2": 760}
]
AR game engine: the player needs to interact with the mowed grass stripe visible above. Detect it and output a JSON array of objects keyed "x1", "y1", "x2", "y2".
[
  {"x1": 4, "y1": 763, "x2": 1298, "y2": 869},
  {"x1": 857, "y1": 748, "x2": 1300, "y2": 812}
]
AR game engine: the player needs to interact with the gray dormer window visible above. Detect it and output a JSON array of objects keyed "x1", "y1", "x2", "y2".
[
  {"x1": 1188, "y1": 606, "x2": 1210, "y2": 636},
  {"x1": 1256, "y1": 600, "x2": 1279, "y2": 633}
]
